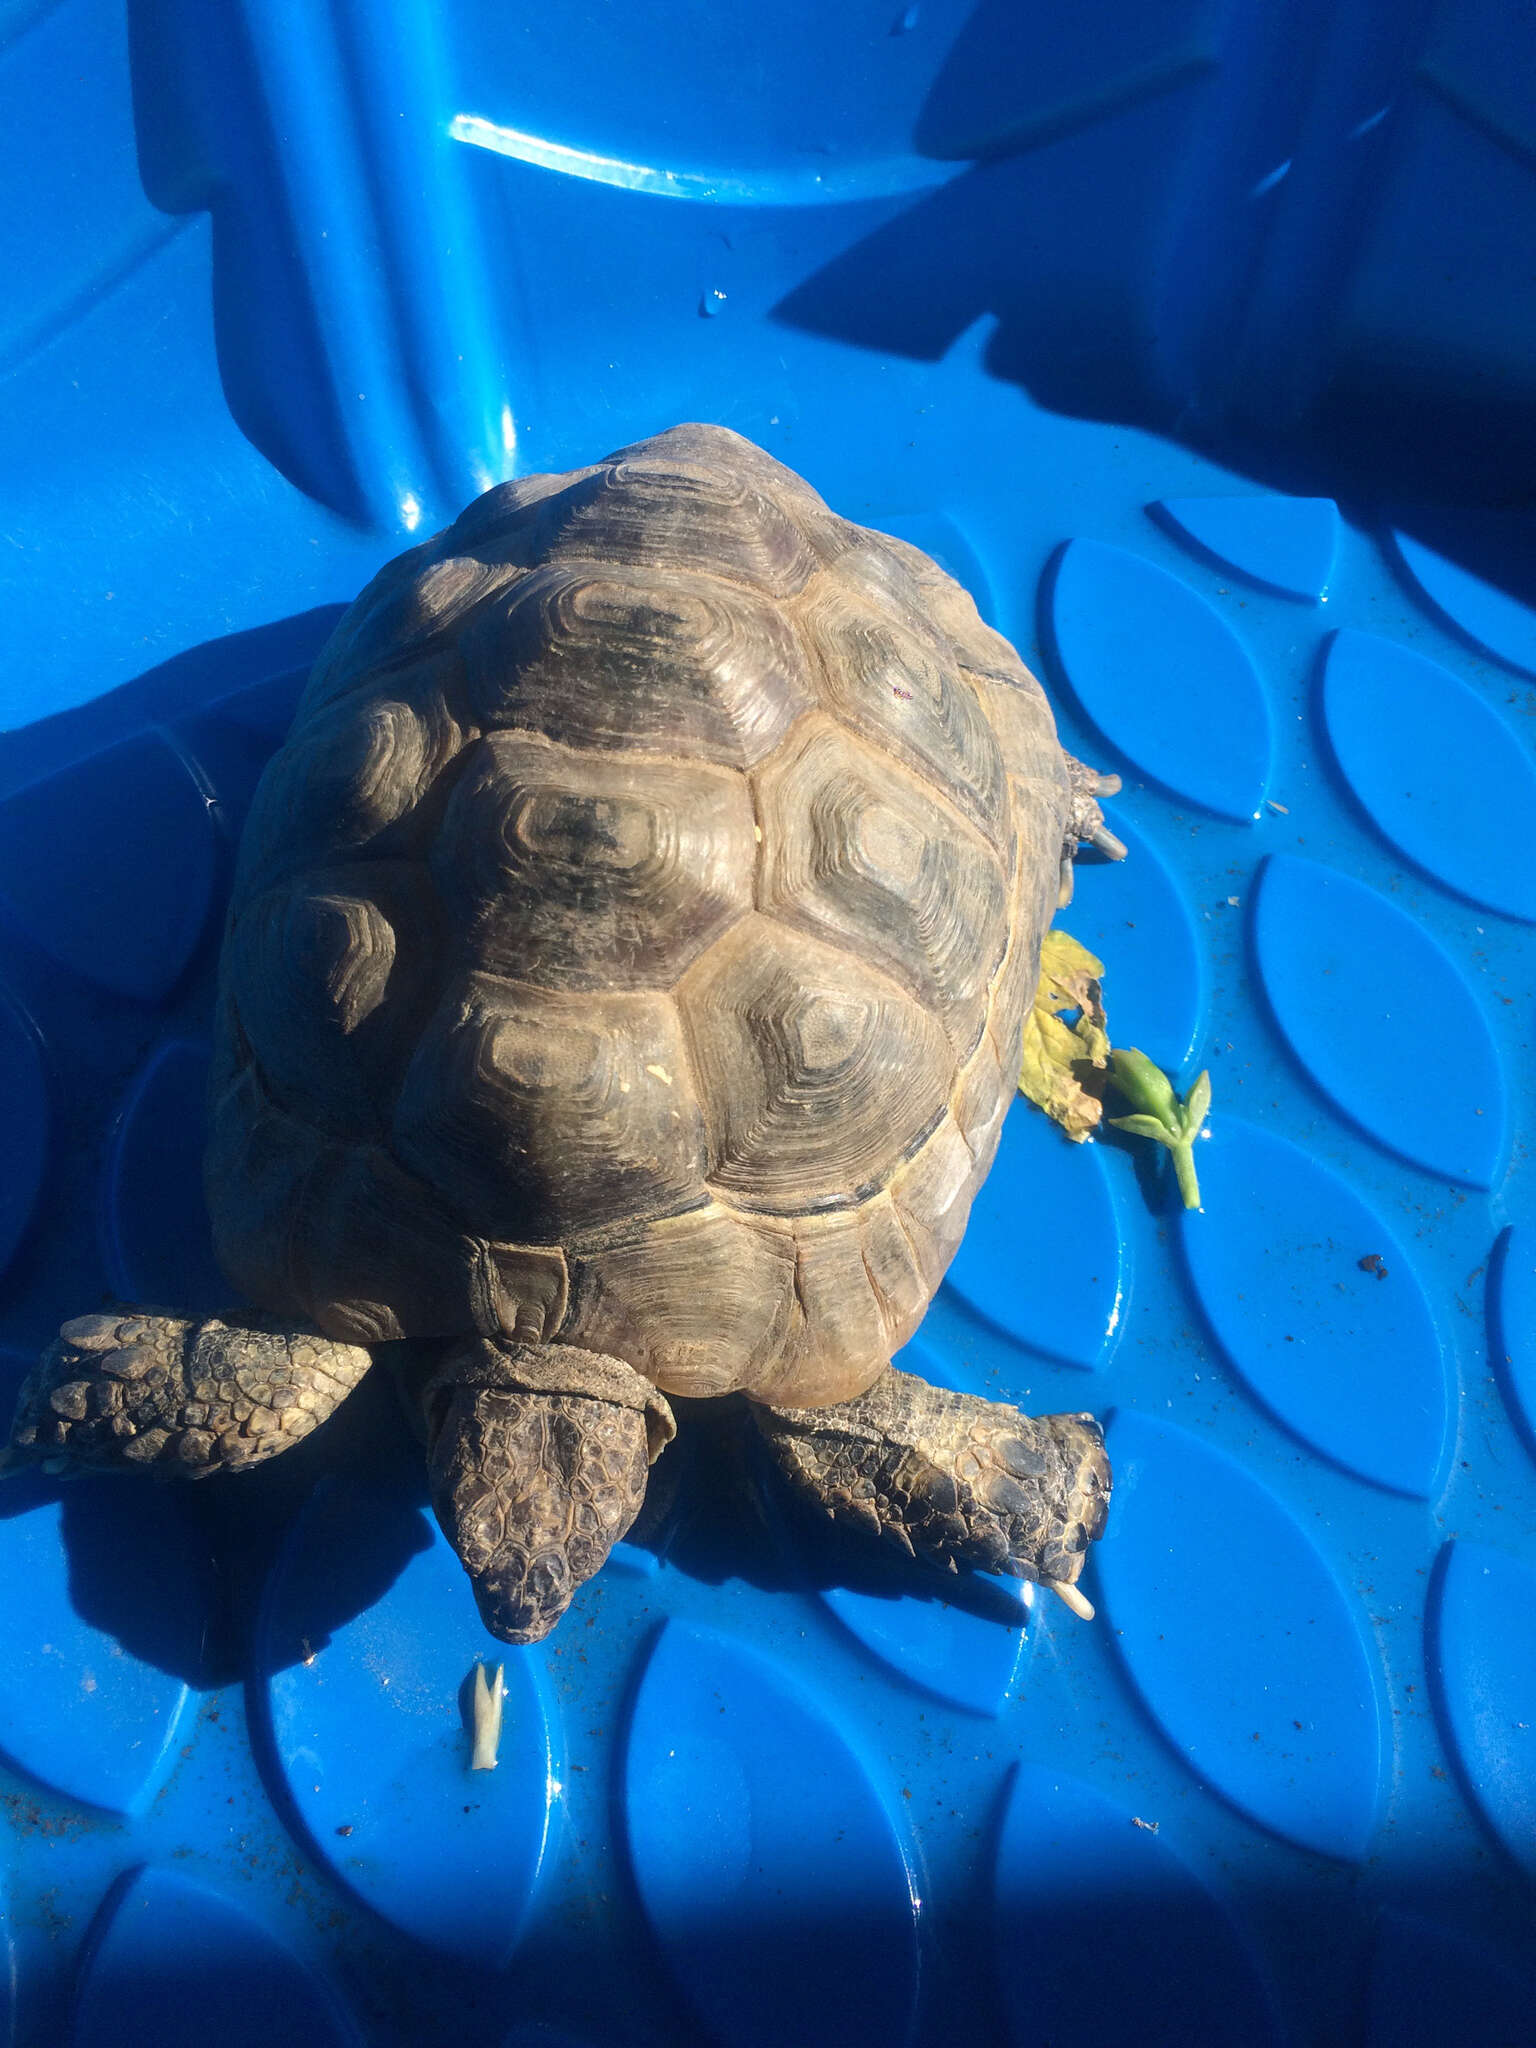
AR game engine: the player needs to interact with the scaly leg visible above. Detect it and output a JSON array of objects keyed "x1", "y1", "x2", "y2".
[
  {"x1": 2, "y1": 1312, "x2": 373, "y2": 1478},
  {"x1": 751, "y1": 1365, "x2": 1110, "y2": 1615},
  {"x1": 1059, "y1": 753, "x2": 1127, "y2": 906}
]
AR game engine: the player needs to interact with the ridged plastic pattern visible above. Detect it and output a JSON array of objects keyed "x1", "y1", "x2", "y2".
[{"x1": 1, "y1": 2, "x2": 1534, "y2": 2044}]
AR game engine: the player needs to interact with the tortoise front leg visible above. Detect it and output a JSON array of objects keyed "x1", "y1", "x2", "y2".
[
  {"x1": 750, "y1": 1366, "x2": 1110, "y2": 1615},
  {"x1": 1, "y1": 1313, "x2": 372, "y2": 1478}
]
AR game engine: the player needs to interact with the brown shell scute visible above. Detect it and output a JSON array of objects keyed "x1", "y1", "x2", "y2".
[
  {"x1": 543, "y1": 453, "x2": 821, "y2": 598},
  {"x1": 754, "y1": 716, "x2": 1007, "y2": 1058},
  {"x1": 799, "y1": 581, "x2": 1010, "y2": 853},
  {"x1": 462, "y1": 561, "x2": 816, "y2": 767},
  {"x1": 432, "y1": 731, "x2": 755, "y2": 991},
  {"x1": 210, "y1": 423, "x2": 1075, "y2": 1399},
  {"x1": 391, "y1": 974, "x2": 709, "y2": 1243},
  {"x1": 675, "y1": 915, "x2": 954, "y2": 1216}
]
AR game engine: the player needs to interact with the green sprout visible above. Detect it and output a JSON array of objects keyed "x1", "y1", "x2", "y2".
[{"x1": 1107, "y1": 1051, "x2": 1211, "y2": 1212}]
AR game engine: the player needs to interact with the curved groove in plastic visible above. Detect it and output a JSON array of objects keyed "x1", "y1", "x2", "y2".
[
  {"x1": 944, "y1": 1102, "x2": 1126, "y2": 1371},
  {"x1": 1153, "y1": 494, "x2": 1338, "y2": 601},
  {"x1": 1098, "y1": 1410, "x2": 1382, "y2": 1859},
  {"x1": 0, "y1": 1486, "x2": 203, "y2": 1815},
  {"x1": 100, "y1": 1040, "x2": 227, "y2": 1314},
  {"x1": 1321, "y1": 629, "x2": 1536, "y2": 922},
  {"x1": 1393, "y1": 531, "x2": 1536, "y2": 679},
  {"x1": 623, "y1": 1621, "x2": 919, "y2": 2048},
  {"x1": 1428, "y1": 1540, "x2": 1536, "y2": 1879},
  {"x1": 1181, "y1": 1118, "x2": 1450, "y2": 1496},
  {"x1": 260, "y1": 1476, "x2": 559, "y2": 1965},
  {"x1": 0, "y1": 732, "x2": 217, "y2": 1004},
  {"x1": 1045, "y1": 539, "x2": 1272, "y2": 822},
  {"x1": 71, "y1": 1866, "x2": 359, "y2": 2048},
  {"x1": 1251, "y1": 855, "x2": 1506, "y2": 1187},
  {"x1": 994, "y1": 1763, "x2": 1279, "y2": 2048},
  {"x1": 0, "y1": 993, "x2": 47, "y2": 1284},
  {"x1": 1489, "y1": 1227, "x2": 1536, "y2": 1466},
  {"x1": 821, "y1": 1573, "x2": 1027, "y2": 1718},
  {"x1": 1060, "y1": 809, "x2": 1205, "y2": 1073}
]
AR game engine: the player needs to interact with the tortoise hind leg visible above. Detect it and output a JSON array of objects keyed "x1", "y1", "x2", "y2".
[
  {"x1": 750, "y1": 1366, "x2": 1110, "y2": 1614},
  {"x1": 2, "y1": 1312, "x2": 373, "y2": 1478},
  {"x1": 417, "y1": 1340, "x2": 675, "y2": 1646}
]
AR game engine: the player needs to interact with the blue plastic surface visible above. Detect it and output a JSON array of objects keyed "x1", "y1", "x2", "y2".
[{"x1": 3, "y1": 3, "x2": 1536, "y2": 2044}]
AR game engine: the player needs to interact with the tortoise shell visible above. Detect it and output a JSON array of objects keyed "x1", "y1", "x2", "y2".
[{"x1": 208, "y1": 424, "x2": 1072, "y2": 1406}]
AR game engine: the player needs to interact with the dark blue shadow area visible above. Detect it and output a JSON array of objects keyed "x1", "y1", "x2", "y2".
[
  {"x1": 126, "y1": 0, "x2": 369, "y2": 523},
  {"x1": 775, "y1": 0, "x2": 1536, "y2": 607}
]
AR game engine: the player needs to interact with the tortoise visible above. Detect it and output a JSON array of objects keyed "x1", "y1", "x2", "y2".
[{"x1": 4, "y1": 423, "x2": 1123, "y2": 1644}]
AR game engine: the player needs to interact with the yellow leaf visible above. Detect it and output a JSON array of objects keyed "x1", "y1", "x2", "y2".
[{"x1": 1018, "y1": 927, "x2": 1111, "y2": 1140}]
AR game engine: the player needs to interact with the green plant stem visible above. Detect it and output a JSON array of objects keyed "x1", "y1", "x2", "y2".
[{"x1": 1171, "y1": 1140, "x2": 1201, "y2": 1211}]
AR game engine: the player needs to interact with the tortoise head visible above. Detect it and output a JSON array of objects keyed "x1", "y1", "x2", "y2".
[{"x1": 419, "y1": 1340, "x2": 674, "y2": 1644}]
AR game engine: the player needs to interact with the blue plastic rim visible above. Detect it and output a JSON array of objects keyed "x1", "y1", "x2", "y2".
[{"x1": 2, "y1": 4, "x2": 1536, "y2": 2045}]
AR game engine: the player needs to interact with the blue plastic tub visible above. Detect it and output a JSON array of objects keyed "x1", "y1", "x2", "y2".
[{"x1": 2, "y1": 3, "x2": 1535, "y2": 2043}]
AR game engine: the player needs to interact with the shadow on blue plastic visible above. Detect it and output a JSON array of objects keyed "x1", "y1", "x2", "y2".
[
  {"x1": 1366, "y1": 1910, "x2": 1536, "y2": 2048},
  {"x1": 172, "y1": 669, "x2": 308, "y2": 835},
  {"x1": 1151, "y1": 495, "x2": 1338, "y2": 602},
  {"x1": 1042, "y1": 539, "x2": 1271, "y2": 823},
  {"x1": 0, "y1": 730, "x2": 217, "y2": 1003},
  {"x1": 1180, "y1": 1118, "x2": 1449, "y2": 1496},
  {"x1": 623, "y1": 1621, "x2": 919, "y2": 2048},
  {"x1": 822, "y1": 1568, "x2": 1027, "y2": 1718},
  {"x1": 0, "y1": 992, "x2": 47, "y2": 1283},
  {"x1": 1251, "y1": 855, "x2": 1506, "y2": 1187},
  {"x1": 258, "y1": 1475, "x2": 558, "y2": 1964},
  {"x1": 993, "y1": 1763, "x2": 1278, "y2": 2048},
  {"x1": 1427, "y1": 1540, "x2": 1536, "y2": 1881},
  {"x1": 0, "y1": 1482, "x2": 205, "y2": 1814},
  {"x1": 71, "y1": 1866, "x2": 358, "y2": 2048},
  {"x1": 1320, "y1": 630, "x2": 1536, "y2": 923},
  {"x1": 0, "y1": 1862, "x2": 11, "y2": 2048},
  {"x1": 1392, "y1": 531, "x2": 1536, "y2": 681},
  {"x1": 100, "y1": 1040, "x2": 227, "y2": 1314},
  {"x1": 1489, "y1": 1227, "x2": 1536, "y2": 1467},
  {"x1": 943, "y1": 1102, "x2": 1124, "y2": 1371},
  {"x1": 1061, "y1": 810, "x2": 1204, "y2": 1074},
  {"x1": 1098, "y1": 1410, "x2": 1381, "y2": 1859}
]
